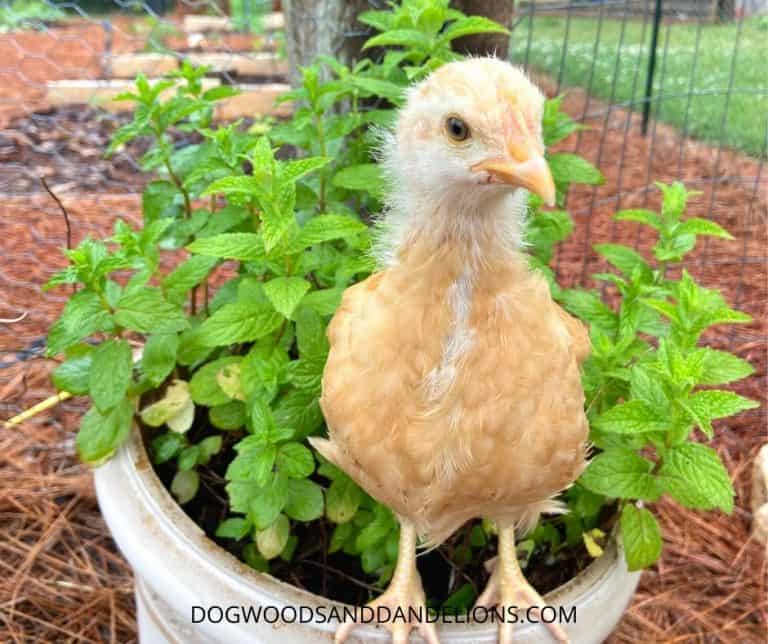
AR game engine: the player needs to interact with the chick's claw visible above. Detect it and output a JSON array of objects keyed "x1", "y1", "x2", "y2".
[
  {"x1": 475, "y1": 542, "x2": 570, "y2": 644},
  {"x1": 334, "y1": 581, "x2": 440, "y2": 644}
]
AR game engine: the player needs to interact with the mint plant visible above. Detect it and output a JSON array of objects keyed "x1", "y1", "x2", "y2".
[
  {"x1": 42, "y1": 0, "x2": 756, "y2": 607},
  {"x1": 528, "y1": 181, "x2": 757, "y2": 570}
]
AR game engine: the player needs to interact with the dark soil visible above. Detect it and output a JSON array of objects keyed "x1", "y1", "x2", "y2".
[{"x1": 0, "y1": 106, "x2": 209, "y2": 195}]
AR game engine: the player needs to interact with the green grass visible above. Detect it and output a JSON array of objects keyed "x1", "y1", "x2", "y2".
[{"x1": 510, "y1": 16, "x2": 768, "y2": 157}]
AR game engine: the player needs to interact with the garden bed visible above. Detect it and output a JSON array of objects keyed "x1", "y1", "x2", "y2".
[{"x1": 0, "y1": 78, "x2": 765, "y2": 643}]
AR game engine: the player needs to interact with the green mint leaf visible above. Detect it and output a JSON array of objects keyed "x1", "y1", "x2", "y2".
[
  {"x1": 241, "y1": 344, "x2": 287, "y2": 401},
  {"x1": 242, "y1": 543, "x2": 269, "y2": 572},
  {"x1": 176, "y1": 324, "x2": 214, "y2": 367},
  {"x1": 171, "y1": 469, "x2": 199, "y2": 504},
  {"x1": 251, "y1": 136, "x2": 275, "y2": 169},
  {"x1": 356, "y1": 510, "x2": 394, "y2": 551},
  {"x1": 301, "y1": 288, "x2": 344, "y2": 316},
  {"x1": 548, "y1": 153, "x2": 604, "y2": 186},
  {"x1": 593, "y1": 399, "x2": 668, "y2": 434},
  {"x1": 202, "y1": 85, "x2": 240, "y2": 101},
  {"x1": 142, "y1": 180, "x2": 182, "y2": 223},
  {"x1": 437, "y1": 16, "x2": 508, "y2": 45},
  {"x1": 706, "y1": 307, "x2": 752, "y2": 326},
  {"x1": 295, "y1": 307, "x2": 329, "y2": 361},
  {"x1": 559, "y1": 289, "x2": 617, "y2": 331},
  {"x1": 198, "y1": 301, "x2": 282, "y2": 346},
  {"x1": 196, "y1": 204, "x2": 250, "y2": 238},
  {"x1": 696, "y1": 349, "x2": 755, "y2": 385},
  {"x1": 614, "y1": 209, "x2": 662, "y2": 230},
  {"x1": 329, "y1": 522, "x2": 356, "y2": 553},
  {"x1": 656, "y1": 181, "x2": 690, "y2": 221},
  {"x1": 256, "y1": 513, "x2": 290, "y2": 560},
  {"x1": 629, "y1": 365, "x2": 669, "y2": 411},
  {"x1": 285, "y1": 359, "x2": 323, "y2": 395},
  {"x1": 178, "y1": 445, "x2": 201, "y2": 471},
  {"x1": 216, "y1": 517, "x2": 252, "y2": 540},
  {"x1": 197, "y1": 435, "x2": 223, "y2": 465},
  {"x1": 248, "y1": 398, "x2": 276, "y2": 438},
  {"x1": 209, "y1": 401, "x2": 247, "y2": 430},
  {"x1": 46, "y1": 290, "x2": 113, "y2": 356},
  {"x1": 279, "y1": 157, "x2": 330, "y2": 184},
  {"x1": 658, "y1": 443, "x2": 734, "y2": 513},
  {"x1": 187, "y1": 233, "x2": 266, "y2": 262},
  {"x1": 326, "y1": 476, "x2": 363, "y2": 524},
  {"x1": 189, "y1": 356, "x2": 242, "y2": 406},
  {"x1": 263, "y1": 277, "x2": 311, "y2": 319},
  {"x1": 202, "y1": 175, "x2": 263, "y2": 198},
  {"x1": 142, "y1": 333, "x2": 179, "y2": 386},
  {"x1": 653, "y1": 233, "x2": 696, "y2": 262},
  {"x1": 332, "y1": 163, "x2": 386, "y2": 199},
  {"x1": 363, "y1": 29, "x2": 430, "y2": 51},
  {"x1": 227, "y1": 444, "x2": 277, "y2": 487},
  {"x1": 677, "y1": 218, "x2": 733, "y2": 239},
  {"x1": 272, "y1": 388, "x2": 323, "y2": 438},
  {"x1": 681, "y1": 390, "x2": 758, "y2": 437},
  {"x1": 593, "y1": 244, "x2": 649, "y2": 277},
  {"x1": 284, "y1": 478, "x2": 324, "y2": 522},
  {"x1": 542, "y1": 96, "x2": 585, "y2": 146},
  {"x1": 276, "y1": 442, "x2": 315, "y2": 479},
  {"x1": 89, "y1": 339, "x2": 133, "y2": 413},
  {"x1": 151, "y1": 432, "x2": 187, "y2": 465},
  {"x1": 357, "y1": 9, "x2": 393, "y2": 32},
  {"x1": 525, "y1": 210, "x2": 573, "y2": 263},
  {"x1": 249, "y1": 477, "x2": 288, "y2": 530},
  {"x1": 52, "y1": 351, "x2": 93, "y2": 395},
  {"x1": 261, "y1": 184, "x2": 296, "y2": 252},
  {"x1": 296, "y1": 214, "x2": 368, "y2": 249},
  {"x1": 163, "y1": 255, "x2": 219, "y2": 305},
  {"x1": 641, "y1": 298, "x2": 681, "y2": 325},
  {"x1": 114, "y1": 289, "x2": 189, "y2": 334},
  {"x1": 348, "y1": 76, "x2": 404, "y2": 105},
  {"x1": 76, "y1": 398, "x2": 133, "y2": 465},
  {"x1": 620, "y1": 504, "x2": 662, "y2": 571},
  {"x1": 579, "y1": 449, "x2": 661, "y2": 501}
]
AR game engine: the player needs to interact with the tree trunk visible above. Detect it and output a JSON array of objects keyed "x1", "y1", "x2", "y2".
[
  {"x1": 283, "y1": 0, "x2": 370, "y2": 87},
  {"x1": 451, "y1": 0, "x2": 514, "y2": 58}
]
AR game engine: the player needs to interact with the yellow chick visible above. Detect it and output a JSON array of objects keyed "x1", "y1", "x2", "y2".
[{"x1": 311, "y1": 57, "x2": 589, "y2": 644}]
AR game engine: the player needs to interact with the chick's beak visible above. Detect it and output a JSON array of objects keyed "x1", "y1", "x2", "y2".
[{"x1": 472, "y1": 153, "x2": 556, "y2": 207}]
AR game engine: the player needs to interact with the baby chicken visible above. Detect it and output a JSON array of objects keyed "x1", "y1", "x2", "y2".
[{"x1": 311, "y1": 57, "x2": 590, "y2": 644}]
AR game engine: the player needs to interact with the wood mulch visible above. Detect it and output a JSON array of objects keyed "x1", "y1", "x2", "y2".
[{"x1": 0, "y1": 71, "x2": 766, "y2": 642}]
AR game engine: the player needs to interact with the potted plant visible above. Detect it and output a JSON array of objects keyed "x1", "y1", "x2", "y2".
[{"x1": 37, "y1": 1, "x2": 757, "y2": 642}]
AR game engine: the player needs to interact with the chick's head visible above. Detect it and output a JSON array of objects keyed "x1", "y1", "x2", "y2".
[{"x1": 389, "y1": 57, "x2": 555, "y2": 208}]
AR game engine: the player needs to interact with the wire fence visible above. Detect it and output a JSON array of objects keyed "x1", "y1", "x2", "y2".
[{"x1": 0, "y1": 0, "x2": 765, "y2": 424}]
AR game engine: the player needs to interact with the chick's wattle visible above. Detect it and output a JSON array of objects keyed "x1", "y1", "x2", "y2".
[{"x1": 311, "y1": 58, "x2": 589, "y2": 644}]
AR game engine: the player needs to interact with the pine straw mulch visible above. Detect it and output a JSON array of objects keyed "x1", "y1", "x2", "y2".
[{"x1": 1, "y1": 89, "x2": 766, "y2": 642}]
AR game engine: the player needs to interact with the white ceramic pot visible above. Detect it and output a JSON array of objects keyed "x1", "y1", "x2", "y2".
[{"x1": 94, "y1": 429, "x2": 641, "y2": 644}]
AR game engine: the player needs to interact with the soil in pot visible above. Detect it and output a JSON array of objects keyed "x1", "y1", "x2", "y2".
[{"x1": 145, "y1": 419, "x2": 617, "y2": 611}]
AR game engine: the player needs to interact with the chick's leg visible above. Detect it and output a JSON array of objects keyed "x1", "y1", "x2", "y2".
[
  {"x1": 335, "y1": 519, "x2": 439, "y2": 644},
  {"x1": 475, "y1": 524, "x2": 569, "y2": 644}
]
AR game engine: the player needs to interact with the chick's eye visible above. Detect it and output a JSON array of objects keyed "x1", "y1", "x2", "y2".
[{"x1": 445, "y1": 116, "x2": 470, "y2": 142}]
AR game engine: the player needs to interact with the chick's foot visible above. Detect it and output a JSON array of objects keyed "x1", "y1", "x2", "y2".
[
  {"x1": 334, "y1": 577, "x2": 439, "y2": 644},
  {"x1": 334, "y1": 520, "x2": 440, "y2": 644},
  {"x1": 475, "y1": 526, "x2": 570, "y2": 644}
]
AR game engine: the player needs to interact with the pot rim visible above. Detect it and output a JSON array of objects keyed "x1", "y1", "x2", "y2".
[{"x1": 99, "y1": 426, "x2": 629, "y2": 639}]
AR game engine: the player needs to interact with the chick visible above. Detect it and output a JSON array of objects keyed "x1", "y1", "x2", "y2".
[{"x1": 311, "y1": 57, "x2": 590, "y2": 644}]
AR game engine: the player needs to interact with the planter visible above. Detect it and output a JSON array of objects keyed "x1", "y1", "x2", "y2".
[{"x1": 94, "y1": 428, "x2": 641, "y2": 643}]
